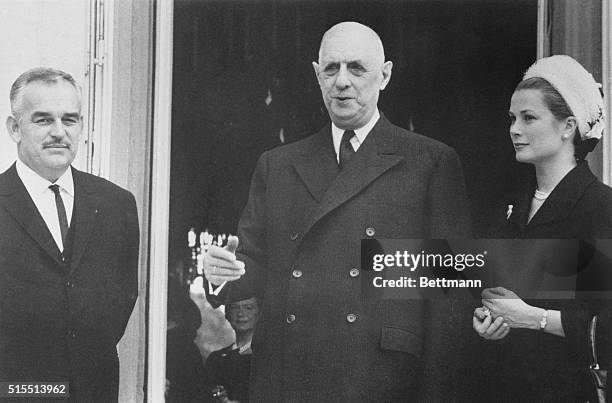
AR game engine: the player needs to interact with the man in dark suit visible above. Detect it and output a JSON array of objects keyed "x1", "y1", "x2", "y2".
[
  {"x1": 204, "y1": 22, "x2": 471, "y2": 401},
  {"x1": 0, "y1": 68, "x2": 139, "y2": 402}
]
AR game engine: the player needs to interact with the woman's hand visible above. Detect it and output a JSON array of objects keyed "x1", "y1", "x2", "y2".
[
  {"x1": 473, "y1": 306, "x2": 510, "y2": 340},
  {"x1": 481, "y1": 287, "x2": 543, "y2": 330}
]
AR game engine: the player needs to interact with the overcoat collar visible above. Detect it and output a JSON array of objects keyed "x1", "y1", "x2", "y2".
[
  {"x1": 292, "y1": 114, "x2": 405, "y2": 237},
  {"x1": 0, "y1": 163, "x2": 98, "y2": 273},
  {"x1": 508, "y1": 161, "x2": 597, "y2": 231}
]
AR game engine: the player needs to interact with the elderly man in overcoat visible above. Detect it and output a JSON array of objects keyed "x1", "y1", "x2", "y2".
[
  {"x1": 0, "y1": 68, "x2": 139, "y2": 402},
  {"x1": 205, "y1": 22, "x2": 471, "y2": 401}
]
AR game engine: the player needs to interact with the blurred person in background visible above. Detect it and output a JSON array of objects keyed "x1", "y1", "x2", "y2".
[
  {"x1": 166, "y1": 280, "x2": 205, "y2": 403},
  {"x1": 200, "y1": 296, "x2": 259, "y2": 403}
]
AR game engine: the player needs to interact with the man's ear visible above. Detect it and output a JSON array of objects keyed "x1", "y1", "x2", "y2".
[
  {"x1": 380, "y1": 61, "x2": 393, "y2": 90},
  {"x1": 6, "y1": 115, "x2": 21, "y2": 144},
  {"x1": 562, "y1": 116, "x2": 578, "y2": 140},
  {"x1": 312, "y1": 61, "x2": 321, "y2": 84}
]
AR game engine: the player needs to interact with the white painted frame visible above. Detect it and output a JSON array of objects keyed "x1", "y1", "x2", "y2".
[
  {"x1": 88, "y1": 0, "x2": 115, "y2": 178},
  {"x1": 603, "y1": 0, "x2": 611, "y2": 185},
  {"x1": 147, "y1": 0, "x2": 174, "y2": 401},
  {"x1": 143, "y1": 1, "x2": 611, "y2": 400},
  {"x1": 94, "y1": 0, "x2": 115, "y2": 178}
]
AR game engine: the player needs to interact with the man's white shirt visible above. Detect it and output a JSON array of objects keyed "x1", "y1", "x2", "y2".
[
  {"x1": 16, "y1": 159, "x2": 74, "y2": 251},
  {"x1": 331, "y1": 108, "x2": 380, "y2": 163}
]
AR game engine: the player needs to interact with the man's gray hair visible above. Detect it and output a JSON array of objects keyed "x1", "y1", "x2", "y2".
[{"x1": 9, "y1": 67, "x2": 81, "y2": 119}]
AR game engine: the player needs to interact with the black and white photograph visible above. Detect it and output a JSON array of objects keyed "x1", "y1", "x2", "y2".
[{"x1": 1, "y1": 0, "x2": 612, "y2": 401}]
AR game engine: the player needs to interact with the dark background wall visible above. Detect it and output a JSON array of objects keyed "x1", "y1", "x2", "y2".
[{"x1": 169, "y1": 0, "x2": 537, "y2": 268}]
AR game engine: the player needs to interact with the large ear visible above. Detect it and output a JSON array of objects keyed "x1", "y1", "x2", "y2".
[
  {"x1": 380, "y1": 61, "x2": 393, "y2": 90},
  {"x1": 312, "y1": 61, "x2": 321, "y2": 85},
  {"x1": 561, "y1": 116, "x2": 578, "y2": 140},
  {"x1": 6, "y1": 115, "x2": 21, "y2": 144}
]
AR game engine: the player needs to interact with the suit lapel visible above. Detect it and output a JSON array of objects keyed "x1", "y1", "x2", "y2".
[
  {"x1": 69, "y1": 168, "x2": 98, "y2": 274},
  {"x1": 0, "y1": 164, "x2": 62, "y2": 264},
  {"x1": 301, "y1": 116, "x2": 404, "y2": 237}
]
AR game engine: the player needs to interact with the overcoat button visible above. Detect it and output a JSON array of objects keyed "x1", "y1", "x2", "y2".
[
  {"x1": 286, "y1": 314, "x2": 296, "y2": 324},
  {"x1": 365, "y1": 227, "x2": 375, "y2": 237},
  {"x1": 289, "y1": 232, "x2": 300, "y2": 241},
  {"x1": 292, "y1": 269, "x2": 303, "y2": 278},
  {"x1": 349, "y1": 268, "x2": 360, "y2": 278},
  {"x1": 346, "y1": 314, "x2": 358, "y2": 323}
]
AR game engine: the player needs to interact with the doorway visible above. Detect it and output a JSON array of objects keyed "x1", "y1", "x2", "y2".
[
  {"x1": 169, "y1": 0, "x2": 537, "y2": 262},
  {"x1": 166, "y1": 0, "x2": 537, "y2": 399}
]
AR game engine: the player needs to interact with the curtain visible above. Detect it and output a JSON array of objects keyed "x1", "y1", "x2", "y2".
[{"x1": 550, "y1": 0, "x2": 604, "y2": 178}]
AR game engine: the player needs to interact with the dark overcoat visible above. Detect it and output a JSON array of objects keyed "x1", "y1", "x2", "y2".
[
  {"x1": 0, "y1": 164, "x2": 139, "y2": 402},
  {"x1": 214, "y1": 115, "x2": 472, "y2": 402},
  {"x1": 483, "y1": 161, "x2": 612, "y2": 402},
  {"x1": 497, "y1": 160, "x2": 612, "y2": 239}
]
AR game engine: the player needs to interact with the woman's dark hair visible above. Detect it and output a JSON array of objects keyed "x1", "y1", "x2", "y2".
[{"x1": 515, "y1": 77, "x2": 598, "y2": 160}]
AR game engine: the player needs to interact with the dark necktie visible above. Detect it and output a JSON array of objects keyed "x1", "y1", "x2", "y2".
[
  {"x1": 49, "y1": 184, "x2": 69, "y2": 248},
  {"x1": 339, "y1": 130, "x2": 356, "y2": 169}
]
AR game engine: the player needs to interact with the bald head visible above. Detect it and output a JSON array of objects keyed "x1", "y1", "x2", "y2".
[
  {"x1": 312, "y1": 22, "x2": 392, "y2": 129},
  {"x1": 318, "y1": 22, "x2": 385, "y2": 66}
]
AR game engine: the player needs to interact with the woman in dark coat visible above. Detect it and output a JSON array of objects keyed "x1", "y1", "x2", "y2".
[{"x1": 473, "y1": 55, "x2": 612, "y2": 402}]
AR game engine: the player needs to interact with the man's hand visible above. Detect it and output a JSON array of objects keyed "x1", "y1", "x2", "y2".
[
  {"x1": 203, "y1": 236, "x2": 245, "y2": 286},
  {"x1": 472, "y1": 306, "x2": 510, "y2": 340}
]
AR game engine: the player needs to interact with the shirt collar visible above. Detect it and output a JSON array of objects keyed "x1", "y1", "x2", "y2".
[
  {"x1": 16, "y1": 159, "x2": 74, "y2": 197},
  {"x1": 332, "y1": 109, "x2": 380, "y2": 153}
]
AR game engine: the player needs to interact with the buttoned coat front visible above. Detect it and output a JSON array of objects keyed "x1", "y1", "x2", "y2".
[
  {"x1": 484, "y1": 161, "x2": 612, "y2": 402},
  {"x1": 216, "y1": 115, "x2": 472, "y2": 402},
  {"x1": 0, "y1": 164, "x2": 139, "y2": 402}
]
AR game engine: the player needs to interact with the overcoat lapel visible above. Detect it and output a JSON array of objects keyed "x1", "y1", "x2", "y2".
[
  {"x1": 69, "y1": 168, "x2": 98, "y2": 274},
  {"x1": 299, "y1": 116, "x2": 404, "y2": 237},
  {"x1": 527, "y1": 162, "x2": 596, "y2": 228},
  {"x1": 508, "y1": 190, "x2": 532, "y2": 233},
  {"x1": 0, "y1": 164, "x2": 62, "y2": 264},
  {"x1": 292, "y1": 125, "x2": 339, "y2": 203}
]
